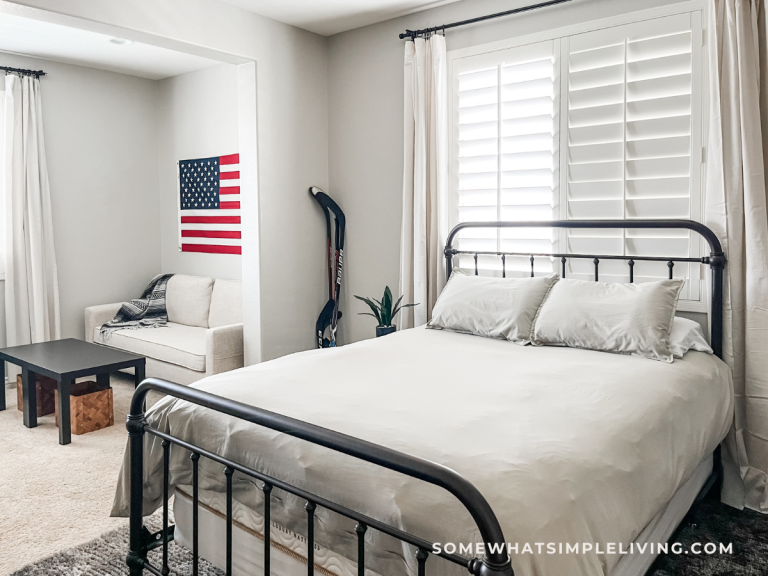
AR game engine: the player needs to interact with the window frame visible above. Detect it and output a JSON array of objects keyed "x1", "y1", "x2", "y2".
[{"x1": 447, "y1": 0, "x2": 708, "y2": 312}]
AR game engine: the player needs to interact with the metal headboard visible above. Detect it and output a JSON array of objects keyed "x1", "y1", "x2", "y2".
[{"x1": 444, "y1": 219, "x2": 726, "y2": 358}]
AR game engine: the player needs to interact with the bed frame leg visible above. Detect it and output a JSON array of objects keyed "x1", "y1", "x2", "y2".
[
  {"x1": 127, "y1": 412, "x2": 147, "y2": 575},
  {"x1": 714, "y1": 444, "x2": 723, "y2": 496}
]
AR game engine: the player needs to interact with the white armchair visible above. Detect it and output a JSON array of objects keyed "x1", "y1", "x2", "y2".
[{"x1": 85, "y1": 275, "x2": 243, "y2": 385}]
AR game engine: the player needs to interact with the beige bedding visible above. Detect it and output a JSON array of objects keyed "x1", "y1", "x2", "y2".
[{"x1": 112, "y1": 327, "x2": 733, "y2": 576}]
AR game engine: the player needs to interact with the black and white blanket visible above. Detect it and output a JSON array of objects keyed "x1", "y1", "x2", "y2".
[{"x1": 100, "y1": 274, "x2": 174, "y2": 339}]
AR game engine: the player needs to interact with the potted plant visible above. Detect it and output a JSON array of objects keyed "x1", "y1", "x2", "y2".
[{"x1": 354, "y1": 286, "x2": 418, "y2": 337}]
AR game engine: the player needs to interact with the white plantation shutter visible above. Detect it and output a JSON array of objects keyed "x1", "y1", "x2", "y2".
[
  {"x1": 449, "y1": 11, "x2": 704, "y2": 304},
  {"x1": 453, "y1": 40, "x2": 558, "y2": 277},
  {"x1": 562, "y1": 13, "x2": 703, "y2": 300}
]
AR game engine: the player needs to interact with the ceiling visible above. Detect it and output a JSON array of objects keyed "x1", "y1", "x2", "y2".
[
  {"x1": 0, "y1": 12, "x2": 223, "y2": 80},
  {"x1": 0, "y1": 0, "x2": 464, "y2": 78},
  {"x1": 217, "y1": 0, "x2": 463, "y2": 36}
]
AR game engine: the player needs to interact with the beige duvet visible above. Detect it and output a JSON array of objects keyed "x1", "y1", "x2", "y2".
[{"x1": 112, "y1": 327, "x2": 733, "y2": 576}]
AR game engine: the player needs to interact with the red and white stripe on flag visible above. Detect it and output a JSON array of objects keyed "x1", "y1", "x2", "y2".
[{"x1": 179, "y1": 153, "x2": 241, "y2": 255}]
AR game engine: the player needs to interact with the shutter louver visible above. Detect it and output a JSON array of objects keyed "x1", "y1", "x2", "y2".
[
  {"x1": 564, "y1": 14, "x2": 700, "y2": 297},
  {"x1": 456, "y1": 41, "x2": 557, "y2": 276}
]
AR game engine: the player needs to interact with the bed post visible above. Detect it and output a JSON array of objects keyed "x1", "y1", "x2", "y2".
[
  {"x1": 709, "y1": 248, "x2": 726, "y2": 494},
  {"x1": 709, "y1": 252, "x2": 725, "y2": 359},
  {"x1": 126, "y1": 399, "x2": 148, "y2": 575}
]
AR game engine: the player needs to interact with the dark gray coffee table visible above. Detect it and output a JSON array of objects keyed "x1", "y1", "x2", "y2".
[{"x1": 0, "y1": 338, "x2": 146, "y2": 445}]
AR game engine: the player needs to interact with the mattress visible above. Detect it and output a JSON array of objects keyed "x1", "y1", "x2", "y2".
[
  {"x1": 171, "y1": 454, "x2": 713, "y2": 576},
  {"x1": 112, "y1": 327, "x2": 733, "y2": 576},
  {"x1": 172, "y1": 485, "x2": 378, "y2": 576}
]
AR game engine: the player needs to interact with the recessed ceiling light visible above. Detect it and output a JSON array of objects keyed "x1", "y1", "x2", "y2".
[{"x1": 109, "y1": 38, "x2": 134, "y2": 45}]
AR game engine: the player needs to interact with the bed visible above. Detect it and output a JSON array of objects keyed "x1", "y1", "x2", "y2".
[{"x1": 115, "y1": 219, "x2": 731, "y2": 576}]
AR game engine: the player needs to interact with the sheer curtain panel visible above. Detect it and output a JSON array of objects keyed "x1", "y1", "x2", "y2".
[
  {"x1": 705, "y1": 0, "x2": 768, "y2": 512},
  {"x1": 400, "y1": 35, "x2": 449, "y2": 328},
  {"x1": 3, "y1": 73, "x2": 61, "y2": 358}
]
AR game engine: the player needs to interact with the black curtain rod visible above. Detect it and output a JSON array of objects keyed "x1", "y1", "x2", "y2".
[
  {"x1": 1, "y1": 66, "x2": 46, "y2": 78},
  {"x1": 399, "y1": 0, "x2": 575, "y2": 40}
]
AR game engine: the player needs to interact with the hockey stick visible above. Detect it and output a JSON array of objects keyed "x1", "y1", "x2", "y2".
[{"x1": 310, "y1": 187, "x2": 346, "y2": 347}]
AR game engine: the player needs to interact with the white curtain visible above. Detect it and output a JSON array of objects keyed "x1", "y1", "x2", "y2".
[
  {"x1": 400, "y1": 34, "x2": 449, "y2": 328},
  {"x1": 3, "y1": 73, "x2": 61, "y2": 359},
  {"x1": 706, "y1": 0, "x2": 768, "y2": 512}
]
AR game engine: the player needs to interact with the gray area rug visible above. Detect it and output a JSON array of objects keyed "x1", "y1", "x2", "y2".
[
  {"x1": 10, "y1": 497, "x2": 768, "y2": 576},
  {"x1": 9, "y1": 515, "x2": 223, "y2": 576},
  {"x1": 648, "y1": 494, "x2": 768, "y2": 576}
]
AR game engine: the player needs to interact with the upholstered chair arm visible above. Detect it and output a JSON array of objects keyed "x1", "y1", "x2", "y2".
[
  {"x1": 205, "y1": 323, "x2": 244, "y2": 376},
  {"x1": 84, "y1": 302, "x2": 123, "y2": 343}
]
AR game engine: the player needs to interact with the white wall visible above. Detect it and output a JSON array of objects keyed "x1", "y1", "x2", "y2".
[
  {"x1": 0, "y1": 51, "x2": 161, "y2": 342},
  {"x1": 7, "y1": 0, "x2": 330, "y2": 362},
  {"x1": 327, "y1": 0, "x2": 696, "y2": 344},
  {"x1": 2, "y1": 0, "x2": 707, "y2": 358},
  {"x1": 156, "y1": 63, "x2": 241, "y2": 281}
]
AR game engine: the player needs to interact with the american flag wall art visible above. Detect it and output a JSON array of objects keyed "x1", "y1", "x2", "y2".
[{"x1": 178, "y1": 153, "x2": 241, "y2": 255}]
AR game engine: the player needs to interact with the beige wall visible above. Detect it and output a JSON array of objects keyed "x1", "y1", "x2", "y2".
[
  {"x1": 327, "y1": 0, "x2": 698, "y2": 345},
  {"x1": 0, "y1": 51, "x2": 161, "y2": 342},
  {"x1": 6, "y1": 0, "x2": 330, "y2": 362},
  {"x1": 156, "y1": 63, "x2": 241, "y2": 282}
]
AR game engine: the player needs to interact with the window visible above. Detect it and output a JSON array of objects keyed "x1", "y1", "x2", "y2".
[{"x1": 449, "y1": 8, "x2": 705, "y2": 308}]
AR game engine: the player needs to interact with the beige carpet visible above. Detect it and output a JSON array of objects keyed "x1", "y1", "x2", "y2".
[{"x1": 0, "y1": 373, "x2": 143, "y2": 575}]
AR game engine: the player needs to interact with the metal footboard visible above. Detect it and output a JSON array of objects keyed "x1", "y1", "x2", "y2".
[{"x1": 126, "y1": 378, "x2": 514, "y2": 576}]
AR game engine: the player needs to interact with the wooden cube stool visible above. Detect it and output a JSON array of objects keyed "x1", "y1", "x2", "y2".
[
  {"x1": 55, "y1": 380, "x2": 114, "y2": 435},
  {"x1": 15, "y1": 374, "x2": 57, "y2": 417}
]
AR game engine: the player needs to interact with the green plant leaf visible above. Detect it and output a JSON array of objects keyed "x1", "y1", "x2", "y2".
[
  {"x1": 357, "y1": 290, "x2": 419, "y2": 327},
  {"x1": 372, "y1": 297, "x2": 386, "y2": 323},
  {"x1": 358, "y1": 312, "x2": 385, "y2": 327},
  {"x1": 392, "y1": 301, "x2": 418, "y2": 320},
  {"x1": 354, "y1": 294, "x2": 378, "y2": 309},
  {"x1": 354, "y1": 295, "x2": 382, "y2": 324},
  {"x1": 381, "y1": 287, "x2": 393, "y2": 326},
  {"x1": 390, "y1": 295, "x2": 404, "y2": 320}
]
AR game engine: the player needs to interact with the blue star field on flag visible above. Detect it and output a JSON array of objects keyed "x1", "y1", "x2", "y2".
[{"x1": 180, "y1": 157, "x2": 220, "y2": 210}]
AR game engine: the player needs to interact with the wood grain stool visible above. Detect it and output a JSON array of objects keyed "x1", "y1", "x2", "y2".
[{"x1": 55, "y1": 380, "x2": 114, "y2": 435}]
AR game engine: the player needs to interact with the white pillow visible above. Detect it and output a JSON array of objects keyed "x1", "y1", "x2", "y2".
[
  {"x1": 428, "y1": 271, "x2": 559, "y2": 343},
  {"x1": 531, "y1": 278, "x2": 685, "y2": 362},
  {"x1": 670, "y1": 317, "x2": 713, "y2": 358}
]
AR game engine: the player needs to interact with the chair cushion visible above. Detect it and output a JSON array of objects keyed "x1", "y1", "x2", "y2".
[
  {"x1": 209, "y1": 279, "x2": 243, "y2": 328},
  {"x1": 166, "y1": 275, "x2": 214, "y2": 328},
  {"x1": 94, "y1": 322, "x2": 206, "y2": 372}
]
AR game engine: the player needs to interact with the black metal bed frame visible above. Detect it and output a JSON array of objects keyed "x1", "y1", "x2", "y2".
[{"x1": 127, "y1": 219, "x2": 725, "y2": 576}]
